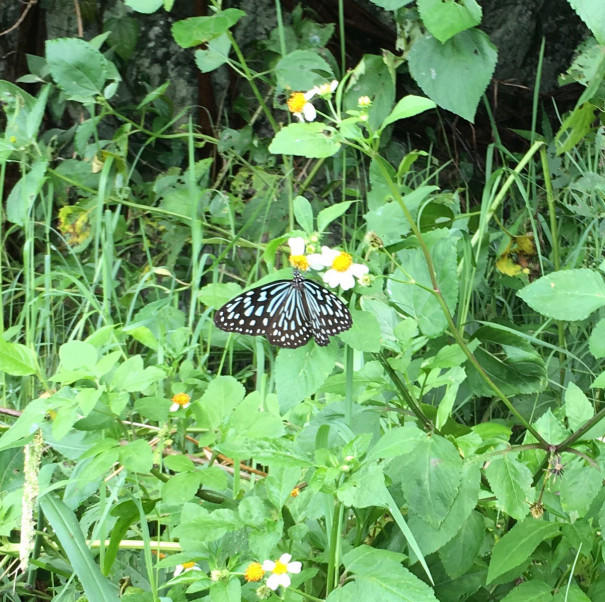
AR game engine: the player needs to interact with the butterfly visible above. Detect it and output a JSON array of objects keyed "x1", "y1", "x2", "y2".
[{"x1": 213, "y1": 270, "x2": 352, "y2": 348}]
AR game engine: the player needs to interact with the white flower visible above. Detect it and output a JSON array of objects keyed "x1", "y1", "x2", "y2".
[
  {"x1": 307, "y1": 246, "x2": 369, "y2": 290},
  {"x1": 288, "y1": 237, "x2": 311, "y2": 271},
  {"x1": 312, "y1": 79, "x2": 338, "y2": 98},
  {"x1": 287, "y1": 91, "x2": 317, "y2": 122},
  {"x1": 170, "y1": 393, "x2": 191, "y2": 412},
  {"x1": 174, "y1": 562, "x2": 201, "y2": 576},
  {"x1": 262, "y1": 553, "x2": 302, "y2": 591}
]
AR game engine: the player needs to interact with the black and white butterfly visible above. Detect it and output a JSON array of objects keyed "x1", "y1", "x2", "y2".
[{"x1": 213, "y1": 270, "x2": 352, "y2": 348}]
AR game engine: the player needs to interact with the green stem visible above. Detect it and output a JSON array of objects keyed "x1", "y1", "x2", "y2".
[{"x1": 325, "y1": 501, "x2": 343, "y2": 595}]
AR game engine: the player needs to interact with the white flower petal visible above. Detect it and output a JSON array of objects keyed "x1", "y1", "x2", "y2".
[
  {"x1": 278, "y1": 553, "x2": 292, "y2": 564},
  {"x1": 262, "y1": 560, "x2": 276, "y2": 571},
  {"x1": 322, "y1": 269, "x2": 340, "y2": 288},
  {"x1": 174, "y1": 565, "x2": 184, "y2": 576},
  {"x1": 169, "y1": 403, "x2": 180, "y2": 412},
  {"x1": 293, "y1": 111, "x2": 304, "y2": 122},
  {"x1": 287, "y1": 561, "x2": 302, "y2": 574},
  {"x1": 350, "y1": 263, "x2": 369, "y2": 278},
  {"x1": 304, "y1": 88, "x2": 318, "y2": 100},
  {"x1": 319, "y1": 246, "x2": 340, "y2": 264},
  {"x1": 339, "y1": 272, "x2": 356, "y2": 290},
  {"x1": 329, "y1": 79, "x2": 338, "y2": 91},
  {"x1": 266, "y1": 573, "x2": 281, "y2": 590},
  {"x1": 302, "y1": 103, "x2": 316, "y2": 122},
  {"x1": 288, "y1": 237, "x2": 306, "y2": 256},
  {"x1": 306, "y1": 253, "x2": 326, "y2": 270}
]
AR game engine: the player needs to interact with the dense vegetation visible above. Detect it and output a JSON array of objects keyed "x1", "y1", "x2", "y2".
[{"x1": 1, "y1": 1, "x2": 605, "y2": 600}]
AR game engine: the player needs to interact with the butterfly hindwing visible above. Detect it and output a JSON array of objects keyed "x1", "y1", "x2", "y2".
[{"x1": 214, "y1": 271, "x2": 352, "y2": 348}]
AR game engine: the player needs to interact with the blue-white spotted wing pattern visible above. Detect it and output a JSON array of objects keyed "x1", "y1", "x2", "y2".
[{"x1": 213, "y1": 270, "x2": 352, "y2": 348}]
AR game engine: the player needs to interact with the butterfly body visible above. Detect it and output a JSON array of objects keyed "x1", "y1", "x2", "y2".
[{"x1": 214, "y1": 270, "x2": 352, "y2": 348}]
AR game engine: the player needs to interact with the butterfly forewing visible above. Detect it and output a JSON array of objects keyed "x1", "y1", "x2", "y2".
[{"x1": 213, "y1": 271, "x2": 352, "y2": 348}]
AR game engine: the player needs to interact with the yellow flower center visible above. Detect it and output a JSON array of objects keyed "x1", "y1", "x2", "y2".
[
  {"x1": 287, "y1": 92, "x2": 306, "y2": 114},
  {"x1": 290, "y1": 487, "x2": 300, "y2": 497},
  {"x1": 272, "y1": 560, "x2": 288, "y2": 575},
  {"x1": 289, "y1": 254, "x2": 309, "y2": 271},
  {"x1": 171, "y1": 393, "x2": 190, "y2": 406},
  {"x1": 182, "y1": 561, "x2": 196, "y2": 570},
  {"x1": 317, "y1": 83, "x2": 333, "y2": 95},
  {"x1": 332, "y1": 252, "x2": 352, "y2": 272},
  {"x1": 244, "y1": 562, "x2": 265, "y2": 582}
]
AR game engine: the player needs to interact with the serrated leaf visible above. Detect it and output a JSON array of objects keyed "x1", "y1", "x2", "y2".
[
  {"x1": 517, "y1": 269, "x2": 605, "y2": 320},
  {"x1": 198, "y1": 376, "x2": 246, "y2": 429},
  {"x1": 568, "y1": 0, "x2": 605, "y2": 44},
  {"x1": 338, "y1": 309, "x2": 382, "y2": 352},
  {"x1": 111, "y1": 356, "x2": 165, "y2": 393},
  {"x1": 275, "y1": 343, "x2": 337, "y2": 412},
  {"x1": 162, "y1": 472, "x2": 202, "y2": 506},
  {"x1": 408, "y1": 29, "x2": 497, "y2": 122},
  {"x1": 337, "y1": 463, "x2": 390, "y2": 508},
  {"x1": 439, "y1": 511, "x2": 484, "y2": 579},
  {"x1": 559, "y1": 458, "x2": 603, "y2": 515},
  {"x1": 418, "y1": 0, "x2": 482, "y2": 43},
  {"x1": 119, "y1": 440, "x2": 153, "y2": 473},
  {"x1": 275, "y1": 49, "x2": 333, "y2": 90},
  {"x1": 171, "y1": 10, "x2": 245, "y2": 47},
  {"x1": 0, "y1": 339, "x2": 38, "y2": 376},
  {"x1": 484, "y1": 455, "x2": 533, "y2": 521},
  {"x1": 59, "y1": 341, "x2": 97, "y2": 371},
  {"x1": 487, "y1": 518, "x2": 561, "y2": 584},
  {"x1": 269, "y1": 122, "x2": 341, "y2": 158},
  {"x1": 195, "y1": 33, "x2": 231, "y2": 73},
  {"x1": 500, "y1": 580, "x2": 553, "y2": 602},
  {"x1": 589, "y1": 318, "x2": 605, "y2": 358},
  {"x1": 564, "y1": 382, "x2": 593, "y2": 432},
  {"x1": 264, "y1": 465, "x2": 303, "y2": 510}
]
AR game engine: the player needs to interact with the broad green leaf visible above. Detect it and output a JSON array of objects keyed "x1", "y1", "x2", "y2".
[
  {"x1": 484, "y1": 455, "x2": 533, "y2": 521},
  {"x1": 487, "y1": 518, "x2": 561, "y2": 584},
  {"x1": 406, "y1": 461, "x2": 481, "y2": 556},
  {"x1": 500, "y1": 580, "x2": 553, "y2": 602},
  {"x1": 275, "y1": 49, "x2": 333, "y2": 90},
  {"x1": 269, "y1": 122, "x2": 341, "y2": 158},
  {"x1": 565, "y1": 382, "x2": 593, "y2": 432},
  {"x1": 171, "y1": 10, "x2": 245, "y2": 47},
  {"x1": 468, "y1": 324, "x2": 547, "y2": 396},
  {"x1": 46, "y1": 38, "x2": 109, "y2": 99},
  {"x1": 552, "y1": 583, "x2": 592, "y2": 602},
  {"x1": 195, "y1": 33, "x2": 231, "y2": 73},
  {"x1": 162, "y1": 472, "x2": 202, "y2": 506},
  {"x1": 125, "y1": 0, "x2": 163, "y2": 13},
  {"x1": 394, "y1": 433, "x2": 462, "y2": 528},
  {"x1": 198, "y1": 376, "x2": 246, "y2": 429},
  {"x1": 439, "y1": 511, "x2": 484, "y2": 579},
  {"x1": 381, "y1": 95, "x2": 436, "y2": 129},
  {"x1": 408, "y1": 29, "x2": 497, "y2": 122},
  {"x1": 293, "y1": 195, "x2": 314, "y2": 232},
  {"x1": 39, "y1": 494, "x2": 119, "y2": 601},
  {"x1": 264, "y1": 465, "x2": 303, "y2": 510},
  {"x1": 137, "y1": 80, "x2": 171, "y2": 109},
  {"x1": 559, "y1": 458, "x2": 603, "y2": 515},
  {"x1": 59, "y1": 341, "x2": 97, "y2": 371},
  {"x1": 174, "y1": 508, "x2": 243, "y2": 545},
  {"x1": 0, "y1": 339, "x2": 38, "y2": 376},
  {"x1": 0, "y1": 397, "x2": 49, "y2": 452},
  {"x1": 199, "y1": 282, "x2": 242, "y2": 308},
  {"x1": 134, "y1": 396, "x2": 171, "y2": 422},
  {"x1": 275, "y1": 343, "x2": 338, "y2": 412},
  {"x1": 317, "y1": 201, "x2": 354, "y2": 233},
  {"x1": 106, "y1": 16, "x2": 139, "y2": 60},
  {"x1": 209, "y1": 579, "x2": 241, "y2": 602},
  {"x1": 337, "y1": 463, "x2": 390, "y2": 508},
  {"x1": 327, "y1": 545, "x2": 438, "y2": 602},
  {"x1": 26, "y1": 84, "x2": 50, "y2": 140},
  {"x1": 368, "y1": 425, "x2": 426, "y2": 461},
  {"x1": 229, "y1": 392, "x2": 285, "y2": 439},
  {"x1": 119, "y1": 440, "x2": 153, "y2": 473},
  {"x1": 367, "y1": 0, "x2": 412, "y2": 8},
  {"x1": 6, "y1": 160, "x2": 48, "y2": 226},
  {"x1": 589, "y1": 318, "x2": 605, "y2": 358},
  {"x1": 435, "y1": 366, "x2": 466, "y2": 430},
  {"x1": 218, "y1": 437, "x2": 312, "y2": 468},
  {"x1": 238, "y1": 496, "x2": 267, "y2": 527},
  {"x1": 568, "y1": 0, "x2": 605, "y2": 44},
  {"x1": 111, "y1": 356, "x2": 165, "y2": 393},
  {"x1": 517, "y1": 269, "x2": 605, "y2": 320},
  {"x1": 418, "y1": 0, "x2": 482, "y2": 43},
  {"x1": 199, "y1": 466, "x2": 228, "y2": 490},
  {"x1": 339, "y1": 310, "x2": 382, "y2": 352},
  {"x1": 388, "y1": 229, "x2": 459, "y2": 337},
  {"x1": 164, "y1": 454, "x2": 195, "y2": 473}
]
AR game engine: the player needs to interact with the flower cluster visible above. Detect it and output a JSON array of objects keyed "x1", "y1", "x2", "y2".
[
  {"x1": 287, "y1": 80, "x2": 338, "y2": 122},
  {"x1": 288, "y1": 237, "x2": 368, "y2": 291}
]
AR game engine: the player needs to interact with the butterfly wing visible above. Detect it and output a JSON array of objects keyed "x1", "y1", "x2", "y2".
[
  {"x1": 302, "y1": 279, "x2": 352, "y2": 346},
  {"x1": 265, "y1": 286, "x2": 314, "y2": 348},
  {"x1": 213, "y1": 279, "x2": 296, "y2": 337}
]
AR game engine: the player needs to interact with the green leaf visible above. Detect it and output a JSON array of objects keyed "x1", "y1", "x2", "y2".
[
  {"x1": 269, "y1": 123, "x2": 341, "y2": 158},
  {"x1": 317, "y1": 201, "x2": 354, "y2": 233},
  {"x1": 468, "y1": 324, "x2": 547, "y2": 396},
  {"x1": 439, "y1": 511, "x2": 484, "y2": 579},
  {"x1": 162, "y1": 472, "x2": 202, "y2": 506},
  {"x1": 46, "y1": 38, "x2": 110, "y2": 99},
  {"x1": 394, "y1": 434, "x2": 462, "y2": 528},
  {"x1": 327, "y1": 545, "x2": 438, "y2": 602},
  {"x1": 164, "y1": 454, "x2": 196, "y2": 473},
  {"x1": 293, "y1": 196, "x2": 314, "y2": 232},
  {"x1": 111, "y1": 356, "x2": 165, "y2": 393},
  {"x1": 229, "y1": 392, "x2": 285, "y2": 439},
  {"x1": 339, "y1": 310, "x2": 382, "y2": 352},
  {"x1": 264, "y1": 465, "x2": 303, "y2": 510},
  {"x1": 275, "y1": 49, "x2": 333, "y2": 90},
  {"x1": 125, "y1": 0, "x2": 163, "y2": 13},
  {"x1": 171, "y1": 10, "x2": 245, "y2": 47},
  {"x1": 0, "y1": 339, "x2": 38, "y2": 376},
  {"x1": 275, "y1": 344, "x2": 338, "y2": 412},
  {"x1": 195, "y1": 34, "x2": 231, "y2": 73},
  {"x1": 418, "y1": 0, "x2": 482, "y2": 43},
  {"x1": 119, "y1": 440, "x2": 153, "y2": 473},
  {"x1": 368, "y1": 425, "x2": 426, "y2": 461},
  {"x1": 337, "y1": 462, "x2": 390, "y2": 507},
  {"x1": 559, "y1": 458, "x2": 603, "y2": 516},
  {"x1": 517, "y1": 269, "x2": 605, "y2": 320},
  {"x1": 199, "y1": 466, "x2": 228, "y2": 490},
  {"x1": 408, "y1": 29, "x2": 497, "y2": 122},
  {"x1": 174, "y1": 508, "x2": 243, "y2": 545},
  {"x1": 484, "y1": 455, "x2": 533, "y2": 521},
  {"x1": 59, "y1": 341, "x2": 97, "y2": 371},
  {"x1": 6, "y1": 160, "x2": 48, "y2": 226},
  {"x1": 380, "y1": 95, "x2": 436, "y2": 129},
  {"x1": 209, "y1": 579, "x2": 241, "y2": 602},
  {"x1": 565, "y1": 382, "x2": 593, "y2": 432},
  {"x1": 568, "y1": 0, "x2": 605, "y2": 44},
  {"x1": 198, "y1": 376, "x2": 246, "y2": 429},
  {"x1": 486, "y1": 518, "x2": 561, "y2": 584},
  {"x1": 589, "y1": 318, "x2": 605, "y2": 358},
  {"x1": 39, "y1": 494, "x2": 119, "y2": 601},
  {"x1": 106, "y1": 16, "x2": 139, "y2": 60}
]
